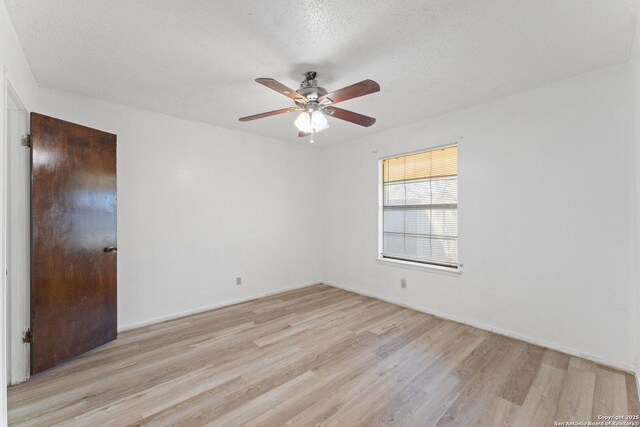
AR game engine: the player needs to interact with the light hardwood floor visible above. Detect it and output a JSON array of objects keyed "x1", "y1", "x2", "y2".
[{"x1": 8, "y1": 284, "x2": 640, "y2": 426}]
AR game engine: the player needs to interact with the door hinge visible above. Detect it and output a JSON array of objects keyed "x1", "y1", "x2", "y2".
[
  {"x1": 21, "y1": 134, "x2": 31, "y2": 148},
  {"x1": 22, "y1": 328, "x2": 32, "y2": 344}
]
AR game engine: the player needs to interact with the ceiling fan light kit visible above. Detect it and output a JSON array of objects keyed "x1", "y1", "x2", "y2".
[
  {"x1": 294, "y1": 110, "x2": 328, "y2": 134},
  {"x1": 239, "y1": 71, "x2": 380, "y2": 143}
]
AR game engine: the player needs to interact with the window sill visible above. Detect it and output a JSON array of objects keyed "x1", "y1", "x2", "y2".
[{"x1": 376, "y1": 257, "x2": 462, "y2": 276}]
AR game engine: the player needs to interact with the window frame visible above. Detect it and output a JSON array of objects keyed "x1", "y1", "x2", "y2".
[{"x1": 377, "y1": 143, "x2": 461, "y2": 274}]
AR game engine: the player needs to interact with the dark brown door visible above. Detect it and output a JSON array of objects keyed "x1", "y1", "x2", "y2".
[{"x1": 30, "y1": 113, "x2": 117, "y2": 374}]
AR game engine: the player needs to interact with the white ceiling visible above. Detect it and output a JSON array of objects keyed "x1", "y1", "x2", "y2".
[{"x1": 4, "y1": 0, "x2": 639, "y2": 145}]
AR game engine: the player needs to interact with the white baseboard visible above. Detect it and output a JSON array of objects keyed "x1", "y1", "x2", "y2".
[
  {"x1": 118, "y1": 281, "x2": 322, "y2": 333},
  {"x1": 324, "y1": 282, "x2": 636, "y2": 374}
]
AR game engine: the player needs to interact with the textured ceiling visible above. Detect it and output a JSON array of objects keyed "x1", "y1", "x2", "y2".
[{"x1": 4, "y1": 0, "x2": 639, "y2": 145}]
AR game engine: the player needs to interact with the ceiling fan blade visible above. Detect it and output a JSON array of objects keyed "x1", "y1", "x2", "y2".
[
  {"x1": 255, "y1": 78, "x2": 306, "y2": 100},
  {"x1": 239, "y1": 107, "x2": 298, "y2": 122},
  {"x1": 298, "y1": 131, "x2": 312, "y2": 137},
  {"x1": 323, "y1": 106, "x2": 376, "y2": 127},
  {"x1": 318, "y1": 79, "x2": 380, "y2": 104}
]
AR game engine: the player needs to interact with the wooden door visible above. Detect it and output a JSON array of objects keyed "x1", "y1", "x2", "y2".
[{"x1": 30, "y1": 113, "x2": 117, "y2": 374}]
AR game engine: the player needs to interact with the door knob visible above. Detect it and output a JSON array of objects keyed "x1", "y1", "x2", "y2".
[{"x1": 103, "y1": 246, "x2": 118, "y2": 253}]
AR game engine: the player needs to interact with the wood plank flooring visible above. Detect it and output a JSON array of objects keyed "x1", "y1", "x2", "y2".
[{"x1": 8, "y1": 284, "x2": 640, "y2": 426}]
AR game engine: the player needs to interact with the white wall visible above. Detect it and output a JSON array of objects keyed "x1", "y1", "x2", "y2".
[
  {"x1": 38, "y1": 88, "x2": 323, "y2": 330},
  {"x1": 322, "y1": 64, "x2": 636, "y2": 370}
]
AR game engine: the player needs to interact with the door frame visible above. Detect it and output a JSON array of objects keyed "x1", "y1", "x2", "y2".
[
  {"x1": 6, "y1": 82, "x2": 29, "y2": 384},
  {"x1": 1, "y1": 63, "x2": 33, "y2": 424},
  {"x1": 1, "y1": 62, "x2": 9, "y2": 427}
]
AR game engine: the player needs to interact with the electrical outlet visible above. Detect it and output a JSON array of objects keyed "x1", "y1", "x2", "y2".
[
  {"x1": 400, "y1": 278, "x2": 407, "y2": 288},
  {"x1": 236, "y1": 277, "x2": 242, "y2": 286}
]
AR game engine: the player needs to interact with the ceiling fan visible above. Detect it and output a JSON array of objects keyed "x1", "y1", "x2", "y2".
[{"x1": 239, "y1": 71, "x2": 380, "y2": 142}]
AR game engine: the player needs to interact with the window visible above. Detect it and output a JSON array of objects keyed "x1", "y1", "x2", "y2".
[{"x1": 381, "y1": 145, "x2": 458, "y2": 268}]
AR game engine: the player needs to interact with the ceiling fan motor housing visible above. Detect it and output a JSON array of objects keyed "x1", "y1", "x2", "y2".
[{"x1": 296, "y1": 71, "x2": 327, "y2": 103}]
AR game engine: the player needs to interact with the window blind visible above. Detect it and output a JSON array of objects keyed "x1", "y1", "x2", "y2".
[{"x1": 382, "y1": 146, "x2": 458, "y2": 268}]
